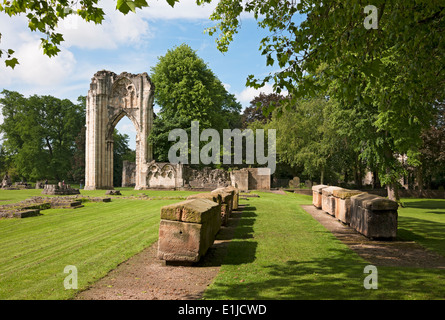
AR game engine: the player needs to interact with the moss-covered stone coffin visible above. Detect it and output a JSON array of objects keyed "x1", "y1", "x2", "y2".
[
  {"x1": 224, "y1": 186, "x2": 239, "y2": 210},
  {"x1": 321, "y1": 186, "x2": 343, "y2": 216},
  {"x1": 157, "y1": 198, "x2": 221, "y2": 263},
  {"x1": 312, "y1": 185, "x2": 328, "y2": 209},
  {"x1": 332, "y1": 188, "x2": 365, "y2": 225},
  {"x1": 350, "y1": 193, "x2": 398, "y2": 239},
  {"x1": 211, "y1": 188, "x2": 234, "y2": 226}
]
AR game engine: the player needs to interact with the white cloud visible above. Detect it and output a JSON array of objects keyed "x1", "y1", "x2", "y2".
[
  {"x1": 236, "y1": 83, "x2": 275, "y2": 104},
  {"x1": 57, "y1": 1, "x2": 152, "y2": 50},
  {"x1": 0, "y1": 31, "x2": 77, "y2": 94},
  {"x1": 222, "y1": 83, "x2": 231, "y2": 91}
]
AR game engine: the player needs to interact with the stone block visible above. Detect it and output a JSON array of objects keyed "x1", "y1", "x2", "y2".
[
  {"x1": 321, "y1": 186, "x2": 343, "y2": 215},
  {"x1": 312, "y1": 184, "x2": 328, "y2": 209},
  {"x1": 160, "y1": 199, "x2": 221, "y2": 224},
  {"x1": 105, "y1": 190, "x2": 122, "y2": 195},
  {"x1": 157, "y1": 198, "x2": 221, "y2": 263},
  {"x1": 224, "y1": 186, "x2": 239, "y2": 210},
  {"x1": 350, "y1": 193, "x2": 398, "y2": 239},
  {"x1": 211, "y1": 188, "x2": 234, "y2": 226},
  {"x1": 187, "y1": 192, "x2": 221, "y2": 205},
  {"x1": 12, "y1": 209, "x2": 41, "y2": 218},
  {"x1": 332, "y1": 189, "x2": 364, "y2": 224}
]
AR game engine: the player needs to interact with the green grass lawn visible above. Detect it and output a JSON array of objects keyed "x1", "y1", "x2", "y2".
[
  {"x1": 0, "y1": 188, "x2": 200, "y2": 300},
  {"x1": 1, "y1": 188, "x2": 444, "y2": 300},
  {"x1": 203, "y1": 192, "x2": 445, "y2": 300}
]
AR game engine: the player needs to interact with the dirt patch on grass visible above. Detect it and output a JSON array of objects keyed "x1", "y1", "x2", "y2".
[
  {"x1": 301, "y1": 204, "x2": 445, "y2": 269},
  {"x1": 75, "y1": 206, "x2": 244, "y2": 300}
]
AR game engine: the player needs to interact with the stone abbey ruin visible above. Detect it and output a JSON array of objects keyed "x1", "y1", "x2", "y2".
[{"x1": 84, "y1": 70, "x2": 271, "y2": 191}]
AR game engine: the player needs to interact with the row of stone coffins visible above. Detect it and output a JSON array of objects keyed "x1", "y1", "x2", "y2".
[
  {"x1": 157, "y1": 186, "x2": 239, "y2": 264},
  {"x1": 312, "y1": 185, "x2": 399, "y2": 240}
]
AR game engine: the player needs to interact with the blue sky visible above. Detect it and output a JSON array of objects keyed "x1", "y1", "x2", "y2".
[{"x1": 0, "y1": 0, "x2": 283, "y2": 148}]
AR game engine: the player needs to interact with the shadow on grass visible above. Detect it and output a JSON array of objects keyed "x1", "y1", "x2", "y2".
[
  {"x1": 204, "y1": 246, "x2": 445, "y2": 300},
  {"x1": 197, "y1": 204, "x2": 258, "y2": 268},
  {"x1": 398, "y1": 216, "x2": 445, "y2": 257},
  {"x1": 203, "y1": 201, "x2": 445, "y2": 300},
  {"x1": 402, "y1": 199, "x2": 445, "y2": 210}
]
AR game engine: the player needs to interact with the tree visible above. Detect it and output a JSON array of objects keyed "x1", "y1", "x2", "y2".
[
  {"x1": 417, "y1": 102, "x2": 445, "y2": 189},
  {"x1": 265, "y1": 96, "x2": 360, "y2": 185},
  {"x1": 113, "y1": 129, "x2": 135, "y2": 187},
  {"x1": 241, "y1": 93, "x2": 285, "y2": 128},
  {"x1": 203, "y1": 1, "x2": 444, "y2": 200},
  {"x1": 149, "y1": 43, "x2": 241, "y2": 162},
  {"x1": 0, "y1": 90, "x2": 85, "y2": 181}
]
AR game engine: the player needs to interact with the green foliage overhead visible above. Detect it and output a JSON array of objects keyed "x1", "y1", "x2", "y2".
[{"x1": 202, "y1": 0, "x2": 444, "y2": 199}]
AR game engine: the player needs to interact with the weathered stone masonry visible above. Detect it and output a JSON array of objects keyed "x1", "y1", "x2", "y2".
[
  {"x1": 312, "y1": 184, "x2": 398, "y2": 240},
  {"x1": 85, "y1": 71, "x2": 154, "y2": 190}
]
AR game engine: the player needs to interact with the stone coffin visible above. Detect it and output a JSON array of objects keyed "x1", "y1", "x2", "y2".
[
  {"x1": 157, "y1": 199, "x2": 221, "y2": 263},
  {"x1": 211, "y1": 188, "x2": 234, "y2": 226},
  {"x1": 312, "y1": 185, "x2": 328, "y2": 209},
  {"x1": 186, "y1": 192, "x2": 221, "y2": 204},
  {"x1": 332, "y1": 189, "x2": 365, "y2": 225},
  {"x1": 350, "y1": 193, "x2": 398, "y2": 239},
  {"x1": 321, "y1": 186, "x2": 343, "y2": 215},
  {"x1": 222, "y1": 186, "x2": 239, "y2": 210}
]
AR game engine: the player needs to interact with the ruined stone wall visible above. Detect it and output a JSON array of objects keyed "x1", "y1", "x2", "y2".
[
  {"x1": 122, "y1": 160, "x2": 136, "y2": 187},
  {"x1": 183, "y1": 166, "x2": 230, "y2": 189},
  {"x1": 121, "y1": 161, "x2": 232, "y2": 189},
  {"x1": 230, "y1": 168, "x2": 271, "y2": 191},
  {"x1": 121, "y1": 161, "x2": 272, "y2": 191},
  {"x1": 145, "y1": 162, "x2": 181, "y2": 189}
]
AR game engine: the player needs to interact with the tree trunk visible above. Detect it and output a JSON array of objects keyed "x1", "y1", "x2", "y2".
[
  {"x1": 386, "y1": 182, "x2": 400, "y2": 202},
  {"x1": 416, "y1": 167, "x2": 424, "y2": 191},
  {"x1": 382, "y1": 141, "x2": 400, "y2": 202},
  {"x1": 320, "y1": 168, "x2": 324, "y2": 185}
]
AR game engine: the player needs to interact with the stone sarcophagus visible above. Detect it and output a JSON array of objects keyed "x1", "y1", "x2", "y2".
[
  {"x1": 350, "y1": 193, "x2": 398, "y2": 239},
  {"x1": 211, "y1": 188, "x2": 234, "y2": 226},
  {"x1": 157, "y1": 199, "x2": 221, "y2": 263},
  {"x1": 332, "y1": 188, "x2": 364, "y2": 225},
  {"x1": 321, "y1": 186, "x2": 343, "y2": 216},
  {"x1": 312, "y1": 185, "x2": 328, "y2": 209},
  {"x1": 187, "y1": 192, "x2": 222, "y2": 206},
  {"x1": 224, "y1": 186, "x2": 239, "y2": 210}
]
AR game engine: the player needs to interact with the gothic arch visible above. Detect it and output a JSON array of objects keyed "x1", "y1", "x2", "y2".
[{"x1": 84, "y1": 70, "x2": 155, "y2": 190}]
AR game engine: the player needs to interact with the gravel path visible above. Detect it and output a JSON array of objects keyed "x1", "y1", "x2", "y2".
[
  {"x1": 301, "y1": 204, "x2": 445, "y2": 269},
  {"x1": 75, "y1": 206, "x2": 244, "y2": 300}
]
